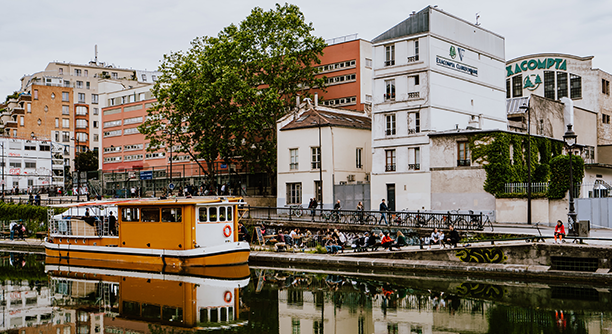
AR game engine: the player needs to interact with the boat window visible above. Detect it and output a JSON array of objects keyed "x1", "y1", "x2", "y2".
[
  {"x1": 141, "y1": 208, "x2": 160, "y2": 222},
  {"x1": 198, "y1": 207, "x2": 207, "y2": 222},
  {"x1": 227, "y1": 206, "x2": 232, "y2": 220},
  {"x1": 162, "y1": 306, "x2": 183, "y2": 322},
  {"x1": 123, "y1": 301, "x2": 140, "y2": 317},
  {"x1": 210, "y1": 308, "x2": 219, "y2": 322},
  {"x1": 161, "y1": 208, "x2": 182, "y2": 222},
  {"x1": 219, "y1": 207, "x2": 226, "y2": 221},
  {"x1": 122, "y1": 208, "x2": 140, "y2": 222},
  {"x1": 142, "y1": 303, "x2": 161, "y2": 320},
  {"x1": 209, "y1": 207, "x2": 217, "y2": 222},
  {"x1": 220, "y1": 307, "x2": 227, "y2": 321}
]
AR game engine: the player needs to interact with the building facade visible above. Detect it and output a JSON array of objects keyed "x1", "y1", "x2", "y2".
[
  {"x1": 370, "y1": 6, "x2": 507, "y2": 211},
  {"x1": 312, "y1": 36, "x2": 372, "y2": 112},
  {"x1": 276, "y1": 99, "x2": 371, "y2": 209}
]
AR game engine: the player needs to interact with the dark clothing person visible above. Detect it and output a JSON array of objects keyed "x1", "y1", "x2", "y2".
[
  {"x1": 445, "y1": 228, "x2": 460, "y2": 247},
  {"x1": 108, "y1": 213, "x2": 117, "y2": 236},
  {"x1": 238, "y1": 223, "x2": 249, "y2": 242},
  {"x1": 379, "y1": 200, "x2": 388, "y2": 225}
]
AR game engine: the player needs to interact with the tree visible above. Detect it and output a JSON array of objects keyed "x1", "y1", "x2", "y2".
[
  {"x1": 548, "y1": 154, "x2": 584, "y2": 199},
  {"x1": 139, "y1": 4, "x2": 326, "y2": 191},
  {"x1": 75, "y1": 150, "x2": 98, "y2": 172}
]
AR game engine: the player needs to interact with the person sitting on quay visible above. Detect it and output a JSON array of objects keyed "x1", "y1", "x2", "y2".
[
  {"x1": 444, "y1": 225, "x2": 461, "y2": 248},
  {"x1": 428, "y1": 228, "x2": 442, "y2": 249},
  {"x1": 554, "y1": 220, "x2": 566, "y2": 244},
  {"x1": 367, "y1": 232, "x2": 381, "y2": 251},
  {"x1": 381, "y1": 232, "x2": 394, "y2": 250},
  {"x1": 325, "y1": 236, "x2": 343, "y2": 254},
  {"x1": 390, "y1": 231, "x2": 408, "y2": 251}
]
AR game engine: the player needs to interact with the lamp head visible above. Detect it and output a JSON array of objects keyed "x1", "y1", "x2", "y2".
[{"x1": 563, "y1": 124, "x2": 577, "y2": 147}]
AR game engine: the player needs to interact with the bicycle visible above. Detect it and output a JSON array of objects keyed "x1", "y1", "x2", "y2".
[
  {"x1": 289, "y1": 205, "x2": 304, "y2": 218},
  {"x1": 349, "y1": 211, "x2": 376, "y2": 225}
]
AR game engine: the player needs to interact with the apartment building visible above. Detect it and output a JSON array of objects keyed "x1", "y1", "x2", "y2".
[
  {"x1": 312, "y1": 35, "x2": 372, "y2": 112},
  {"x1": 370, "y1": 6, "x2": 507, "y2": 211}
]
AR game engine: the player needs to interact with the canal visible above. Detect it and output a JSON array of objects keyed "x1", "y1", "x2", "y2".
[{"x1": 1, "y1": 252, "x2": 611, "y2": 333}]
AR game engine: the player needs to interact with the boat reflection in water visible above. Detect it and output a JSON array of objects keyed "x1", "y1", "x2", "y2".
[{"x1": 45, "y1": 261, "x2": 250, "y2": 333}]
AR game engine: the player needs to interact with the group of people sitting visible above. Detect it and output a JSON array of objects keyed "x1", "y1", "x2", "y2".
[
  {"x1": 426, "y1": 226, "x2": 461, "y2": 249},
  {"x1": 352, "y1": 231, "x2": 408, "y2": 251}
]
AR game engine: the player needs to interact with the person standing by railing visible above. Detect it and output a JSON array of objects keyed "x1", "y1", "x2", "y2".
[
  {"x1": 379, "y1": 199, "x2": 388, "y2": 225},
  {"x1": 356, "y1": 201, "x2": 364, "y2": 223},
  {"x1": 333, "y1": 200, "x2": 341, "y2": 222}
]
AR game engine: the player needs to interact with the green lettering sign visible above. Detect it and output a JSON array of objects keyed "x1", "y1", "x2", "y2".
[
  {"x1": 506, "y1": 66, "x2": 514, "y2": 76},
  {"x1": 514, "y1": 64, "x2": 522, "y2": 74},
  {"x1": 527, "y1": 60, "x2": 538, "y2": 70},
  {"x1": 559, "y1": 59, "x2": 567, "y2": 71},
  {"x1": 507, "y1": 57, "x2": 569, "y2": 77},
  {"x1": 537, "y1": 59, "x2": 546, "y2": 69},
  {"x1": 521, "y1": 60, "x2": 528, "y2": 71},
  {"x1": 546, "y1": 58, "x2": 556, "y2": 69},
  {"x1": 555, "y1": 58, "x2": 563, "y2": 69}
]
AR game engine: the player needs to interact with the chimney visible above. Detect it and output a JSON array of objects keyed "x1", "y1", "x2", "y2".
[
  {"x1": 314, "y1": 93, "x2": 318, "y2": 107},
  {"x1": 296, "y1": 96, "x2": 300, "y2": 109}
]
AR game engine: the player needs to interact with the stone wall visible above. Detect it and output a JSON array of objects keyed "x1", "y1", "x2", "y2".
[{"x1": 496, "y1": 197, "x2": 567, "y2": 225}]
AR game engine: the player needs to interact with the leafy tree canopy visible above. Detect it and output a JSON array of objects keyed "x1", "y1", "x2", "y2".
[
  {"x1": 139, "y1": 3, "x2": 326, "y2": 187},
  {"x1": 75, "y1": 150, "x2": 99, "y2": 172}
]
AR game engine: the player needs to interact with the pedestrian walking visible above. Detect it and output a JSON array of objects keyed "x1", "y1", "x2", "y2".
[{"x1": 379, "y1": 199, "x2": 388, "y2": 225}]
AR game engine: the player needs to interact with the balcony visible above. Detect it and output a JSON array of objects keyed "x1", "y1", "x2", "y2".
[
  {"x1": 407, "y1": 55, "x2": 420, "y2": 63},
  {"x1": 385, "y1": 164, "x2": 396, "y2": 172},
  {"x1": 407, "y1": 92, "x2": 420, "y2": 99},
  {"x1": 4, "y1": 121, "x2": 17, "y2": 128},
  {"x1": 384, "y1": 60, "x2": 395, "y2": 66},
  {"x1": 11, "y1": 107, "x2": 25, "y2": 114},
  {"x1": 457, "y1": 159, "x2": 471, "y2": 166},
  {"x1": 408, "y1": 163, "x2": 420, "y2": 170}
]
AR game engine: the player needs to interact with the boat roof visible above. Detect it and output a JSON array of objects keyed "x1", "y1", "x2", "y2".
[{"x1": 51, "y1": 197, "x2": 244, "y2": 208}]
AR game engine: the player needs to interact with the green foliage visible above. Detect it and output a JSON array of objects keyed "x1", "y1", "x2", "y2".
[
  {"x1": 470, "y1": 132, "x2": 564, "y2": 198},
  {"x1": 547, "y1": 154, "x2": 585, "y2": 199},
  {"x1": 75, "y1": 150, "x2": 99, "y2": 172},
  {"x1": 139, "y1": 4, "x2": 326, "y2": 188},
  {"x1": 0, "y1": 203, "x2": 66, "y2": 233},
  {"x1": 5, "y1": 91, "x2": 19, "y2": 103}
]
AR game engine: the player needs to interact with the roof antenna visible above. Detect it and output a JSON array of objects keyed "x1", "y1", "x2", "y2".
[
  {"x1": 94, "y1": 45, "x2": 98, "y2": 63},
  {"x1": 475, "y1": 12, "x2": 481, "y2": 26}
]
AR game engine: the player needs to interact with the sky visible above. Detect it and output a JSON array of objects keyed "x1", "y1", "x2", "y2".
[{"x1": 1, "y1": 0, "x2": 612, "y2": 99}]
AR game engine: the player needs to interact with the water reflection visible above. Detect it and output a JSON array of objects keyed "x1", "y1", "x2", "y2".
[{"x1": 0, "y1": 252, "x2": 611, "y2": 333}]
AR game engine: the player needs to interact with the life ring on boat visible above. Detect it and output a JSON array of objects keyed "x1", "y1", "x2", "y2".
[
  {"x1": 224, "y1": 291, "x2": 232, "y2": 303},
  {"x1": 223, "y1": 225, "x2": 232, "y2": 237}
]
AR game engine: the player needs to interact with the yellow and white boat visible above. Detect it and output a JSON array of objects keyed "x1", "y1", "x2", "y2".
[{"x1": 45, "y1": 197, "x2": 250, "y2": 268}]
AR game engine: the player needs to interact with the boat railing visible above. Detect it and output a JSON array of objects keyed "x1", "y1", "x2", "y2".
[{"x1": 49, "y1": 217, "x2": 117, "y2": 238}]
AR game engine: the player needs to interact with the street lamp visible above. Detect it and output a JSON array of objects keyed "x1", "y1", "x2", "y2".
[
  {"x1": 1, "y1": 142, "x2": 4, "y2": 201},
  {"x1": 563, "y1": 124, "x2": 577, "y2": 235},
  {"x1": 72, "y1": 136, "x2": 80, "y2": 202},
  {"x1": 519, "y1": 104, "x2": 532, "y2": 225},
  {"x1": 164, "y1": 129, "x2": 173, "y2": 196}
]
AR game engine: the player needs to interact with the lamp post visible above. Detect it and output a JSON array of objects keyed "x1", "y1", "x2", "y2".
[
  {"x1": 563, "y1": 124, "x2": 577, "y2": 235},
  {"x1": 72, "y1": 136, "x2": 80, "y2": 202},
  {"x1": 1, "y1": 142, "x2": 4, "y2": 201},
  {"x1": 519, "y1": 104, "x2": 532, "y2": 225},
  {"x1": 164, "y1": 129, "x2": 173, "y2": 196}
]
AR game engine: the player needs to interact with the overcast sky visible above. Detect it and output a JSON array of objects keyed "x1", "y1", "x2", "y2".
[{"x1": 2, "y1": 0, "x2": 611, "y2": 99}]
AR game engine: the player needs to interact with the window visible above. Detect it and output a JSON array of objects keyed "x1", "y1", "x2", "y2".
[
  {"x1": 9, "y1": 161, "x2": 21, "y2": 168},
  {"x1": 61, "y1": 105, "x2": 69, "y2": 115},
  {"x1": 603, "y1": 114, "x2": 611, "y2": 124},
  {"x1": 161, "y1": 208, "x2": 182, "y2": 222},
  {"x1": 84, "y1": 70, "x2": 88, "y2": 77},
  {"x1": 145, "y1": 152, "x2": 165, "y2": 159},
  {"x1": 62, "y1": 119, "x2": 69, "y2": 128},
  {"x1": 286, "y1": 183, "x2": 302, "y2": 204},
  {"x1": 142, "y1": 74, "x2": 147, "y2": 81},
  {"x1": 356, "y1": 148, "x2": 363, "y2": 168},
  {"x1": 324, "y1": 73, "x2": 356, "y2": 85},
  {"x1": 385, "y1": 114, "x2": 396, "y2": 136},
  {"x1": 104, "y1": 146, "x2": 122, "y2": 153},
  {"x1": 512, "y1": 75, "x2": 522, "y2": 97},
  {"x1": 93, "y1": 107, "x2": 99, "y2": 115},
  {"x1": 93, "y1": 121, "x2": 98, "y2": 128},
  {"x1": 75, "y1": 69, "x2": 81, "y2": 76},
  {"x1": 124, "y1": 116, "x2": 143, "y2": 125},
  {"x1": 76, "y1": 119, "x2": 88, "y2": 129},
  {"x1": 78, "y1": 93, "x2": 85, "y2": 103},
  {"x1": 39, "y1": 144, "x2": 50, "y2": 151},
  {"x1": 385, "y1": 150, "x2": 396, "y2": 171},
  {"x1": 51, "y1": 92, "x2": 55, "y2": 99},
  {"x1": 62, "y1": 132, "x2": 70, "y2": 142},
  {"x1": 311, "y1": 147, "x2": 321, "y2": 169},
  {"x1": 603, "y1": 79, "x2": 610, "y2": 95},
  {"x1": 25, "y1": 161, "x2": 36, "y2": 169},
  {"x1": 413, "y1": 147, "x2": 421, "y2": 170},
  {"x1": 76, "y1": 132, "x2": 88, "y2": 142},
  {"x1": 55, "y1": 118, "x2": 59, "y2": 128},
  {"x1": 111, "y1": 72, "x2": 118, "y2": 79},
  {"x1": 19, "y1": 116, "x2": 24, "y2": 126},
  {"x1": 506, "y1": 79, "x2": 511, "y2": 99},
  {"x1": 289, "y1": 148, "x2": 298, "y2": 170},
  {"x1": 92, "y1": 94, "x2": 98, "y2": 104},
  {"x1": 152, "y1": 75, "x2": 157, "y2": 81},
  {"x1": 570, "y1": 74, "x2": 582, "y2": 99},
  {"x1": 76, "y1": 81, "x2": 83, "y2": 89},
  {"x1": 414, "y1": 39, "x2": 419, "y2": 57},
  {"x1": 544, "y1": 71, "x2": 555, "y2": 99},
  {"x1": 124, "y1": 127, "x2": 139, "y2": 135},
  {"x1": 104, "y1": 156, "x2": 122, "y2": 163},
  {"x1": 415, "y1": 112, "x2": 420, "y2": 133},
  {"x1": 104, "y1": 120, "x2": 121, "y2": 128},
  {"x1": 58, "y1": 68, "x2": 63, "y2": 75},
  {"x1": 104, "y1": 130, "x2": 121, "y2": 137},
  {"x1": 385, "y1": 44, "x2": 395, "y2": 66},
  {"x1": 316, "y1": 59, "x2": 357, "y2": 73},
  {"x1": 64, "y1": 80, "x2": 70, "y2": 87},
  {"x1": 54, "y1": 132, "x2": 60, "y2": 142},
  {"x1": 385, "y1": 80, "x2": 395, "y2": 101},
  {"x1": 124, "y1": 144, "x2": 143, "y2": 151},
  {"x1": 557, "y1": 72, "x2": 568, "y2": 99},
  {"x1": 34, "y1": 89, "x2": 38, "y2": 99},
  {"x1": 76, "y1": 106, "x2": 87, "y2": 115},
  {"x1": 93, "y1": 134, "x2": 99, "y2": 142},
  {"x1": 62, "y1": 92, "x2": 69, "y2": 101},
  {"x1": 323, "y1": 96, "x2": 357, "y2": 106},
  {"x1": 24, "y1": 144, "x2": 36, "y2": 151},
  {"x1": 365, "y1": 58, "x2": 372, "y2": 68},
  {"x1": 27, "y1": 103, "x2": 31, "y2": 113},
  {"x1": 458, "y1": 141, "x2": 470, "y2": 166},
  {"x1": 414, "y1": 74, "x2": 420, "y2": 85}
]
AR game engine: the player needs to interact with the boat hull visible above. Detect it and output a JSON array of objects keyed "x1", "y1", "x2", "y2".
[{"x1": 45, "y1": 241, "x2": 250, "y2": 268}]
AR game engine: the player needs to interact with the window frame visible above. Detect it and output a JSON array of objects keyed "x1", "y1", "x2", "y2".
[{"x1": 385, "y1": 149, "x2": 396, "y2": 172}]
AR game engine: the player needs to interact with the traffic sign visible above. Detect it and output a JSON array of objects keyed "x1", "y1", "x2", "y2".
[
  {"x1": 168, "y1": 183, "x2": 175, "y2": 190},
  {"x1": 140, "y1": 171, "x2": 153, "y2": 180}
]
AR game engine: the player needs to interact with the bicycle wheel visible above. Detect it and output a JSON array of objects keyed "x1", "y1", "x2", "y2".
[
  {"x1": 454, "y1": 218, "x2": 468, "y2": 230},
  {"x1": 364, "y1": 214, "x2": 376, "y2": 225}
]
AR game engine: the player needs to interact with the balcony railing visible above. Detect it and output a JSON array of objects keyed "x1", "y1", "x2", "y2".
[
  {"x1": 289, "y1": 163, "x2": 298, "y2": 170},
  {"x1": 384, "y1": 60, "x2": 395, "y2": 66},
  {"x1": 385, "y1": 164, "x2": 396, "y2": 172},
  {"x1": 407, "y1": 91, "x2": 420, "y2": 99},
  {"x1": 407, "y1": 55, "x2": 420, "y2": 63},
  {"x1": 384, "y1": 93, "x2": 395, "y2": 101},
  {"x1": 408, "y1": 163, "x2": 420, "y2": 170},
  {"x1": 457, "y1": 159, "x2": 471, "y2": 166}
]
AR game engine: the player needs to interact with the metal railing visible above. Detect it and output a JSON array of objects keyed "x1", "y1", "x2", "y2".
[
  {"x1": 504, "y1": 181, "x2": 612, "y2": 198},
  {"x1": 243, "y1": 206, "x2": 492, "y2": 231},
  {"x1": 504, "y1": 182, "x2": 549, "y2": 194},
  {"x1": 49, "y1": 218, "x2": 115, "y2": 237}
]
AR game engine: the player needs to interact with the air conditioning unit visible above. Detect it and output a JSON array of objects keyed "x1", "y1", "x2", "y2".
[{"x1": 347, "y1": 174, "x2": 355, "y2": 182}]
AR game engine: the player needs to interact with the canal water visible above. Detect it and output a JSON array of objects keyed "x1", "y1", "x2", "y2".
[{"x1": 1, "y1": 252, "x2": 612, "y2": 333}]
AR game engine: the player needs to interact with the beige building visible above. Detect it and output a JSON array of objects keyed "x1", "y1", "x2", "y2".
[{"x1": 276, "y1": 98, "x2": 371, "y2": 209}]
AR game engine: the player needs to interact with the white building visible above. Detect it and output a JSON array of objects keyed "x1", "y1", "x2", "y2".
[
  {"x1": 0, "y1": 137, "x2": 61, "y2": 192},
  {"x1": 370, "y1": 6, "x2": 507, "y2": 211},
  {"x1": 277, "y1": 99, "x2": 371, "y2": 209}
]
